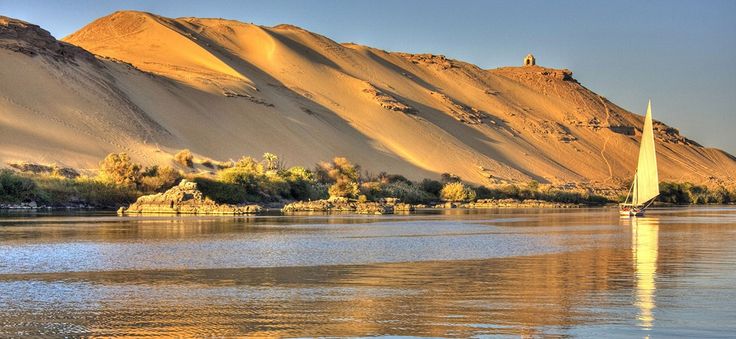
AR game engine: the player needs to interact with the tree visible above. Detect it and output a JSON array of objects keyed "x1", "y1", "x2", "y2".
[
  {"x1": 98, "y1": 153, "x2": 141, "y2": 188},
  {"x1": 315, "y1": 157, "x2": 360, "y2": 184},
  {"x1": 328, "y1": 181, "x2": 360, "y2": 199},
  {"x1": 440, "y1": 182, "x2": 477, "y2": 202},
  {"x1": 174, "y1": 149, "x2": 194, "y2": 168}
]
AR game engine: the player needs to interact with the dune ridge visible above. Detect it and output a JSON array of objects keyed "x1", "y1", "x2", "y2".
[{"x1": 1, "y1": 11, "x2": 734, "y2": 188}]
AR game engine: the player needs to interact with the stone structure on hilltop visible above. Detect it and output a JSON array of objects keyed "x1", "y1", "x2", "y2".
[
  {"x1": 524, "y1": 53, "x2": 536, "y2": 66},
  {"x1": 119, "y1": 179, "x2": 262, "y2": 215}
]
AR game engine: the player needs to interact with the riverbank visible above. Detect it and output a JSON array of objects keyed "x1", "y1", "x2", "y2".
[{"x1": 3, "y1": 154, "x2": 734, "y2": 213}]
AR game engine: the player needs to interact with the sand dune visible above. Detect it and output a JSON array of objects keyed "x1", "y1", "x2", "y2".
[{"x1": 1, "y1": 11, "x2": 734, "y2": 188}]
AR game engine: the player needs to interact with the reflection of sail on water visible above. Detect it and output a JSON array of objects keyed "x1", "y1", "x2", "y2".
[{"x1": 632, "y1": 217, "x2": 659, "y2": 330}]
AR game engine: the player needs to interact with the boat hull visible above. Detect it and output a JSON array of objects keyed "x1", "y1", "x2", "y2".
[{"x1": 619, "y1": 204, "x2": 645, "y2": 217}]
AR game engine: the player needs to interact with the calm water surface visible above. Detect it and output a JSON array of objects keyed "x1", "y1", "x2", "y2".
[{"x1": 0, "y1": 207, "x2": 734, "y2": 337}]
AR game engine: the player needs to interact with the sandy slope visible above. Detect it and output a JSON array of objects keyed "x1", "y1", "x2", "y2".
[{"x1": 1, "y1": 12, "x2": 734, "y2": 187}]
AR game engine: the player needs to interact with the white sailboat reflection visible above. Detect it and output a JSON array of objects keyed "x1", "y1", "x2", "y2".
[{"x1": 631, "y1": 217, "x2": 660, "y2": 330}]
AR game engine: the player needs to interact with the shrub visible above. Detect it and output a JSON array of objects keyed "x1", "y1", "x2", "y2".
[
  {"x1": 97, "y1": 153, "x2": 141, "y2": 189},
  {"x1": 328, "y1": 181, "x2": 360, "y2": 199},
  {"x1": 234, "y1": 156, "x2": 264, "y2": 174},
  {"x1": 262, "y1": 152, "x2": 283, "y2": 171},
  {"x1": 0, "y1": 169, "x2": 39, "y2": 203},
  {"x1": 359, "y1": 181, "x2": 384, "y2": 201},
  {"x1": 656, "y1": 182, "x2": 730, "y2": 205},
  {"x1": 419, "y1": 178, "x2": 443, "y2": 197},
  {"x1": 218, "y1": 166, "x2": 261, "y2": 193},
  {"x1": 285, "y1": 166, "x2": 321, "y2": 200},
  {"x1": 315, "y1": 157, "x2": 360, "y2": 184},
  {"x1": 381, "y1": 181, "x2": 434, "y2": 204},
  {"x1": 440, "y1": 182, "x2": 476, "y2": 202},
  {"x1": 527, "y1": 180, "x2": 540, "y2": 191},
  {"x1": 140, "y1": 165, "x2": 181, "y2": 192},
  {"x1": 174, "y1": 149, "x2": 194, "y2": 168},
  {"x1": 475, "y1": 185, "x2": 494, "y2": 199},
  {"x1": 193, "y1": 177, "x2": 254, "y2": 204},
  {"x1": 28, "y1": 175, "x2": 138, "y2": 207}
]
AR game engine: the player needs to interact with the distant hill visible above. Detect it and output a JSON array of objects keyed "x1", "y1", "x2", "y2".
[{"x1": 1, "y1": 11, "x2": 734, "y2": 187}]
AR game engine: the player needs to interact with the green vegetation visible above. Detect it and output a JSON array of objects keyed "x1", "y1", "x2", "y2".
[
  {"x1": 475, "y1": 181, "x2": 610, "y2": 205},
  {"x1": 0, "y1": 169, "x2": 138, "y2": 207},
  {"x1": 657, "y1": 182, "x2": 734, "y2": 204},
  {"x1": 440, "y1": 182, "x2": 477, "y2": 202},
  {"x1": 3, "y1": 152, "x2": 733, "y2": 209}
]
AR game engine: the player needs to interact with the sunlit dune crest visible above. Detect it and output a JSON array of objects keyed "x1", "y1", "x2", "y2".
[{"x1": 0, "y1": 11, "x2": 734, "y2": 186}]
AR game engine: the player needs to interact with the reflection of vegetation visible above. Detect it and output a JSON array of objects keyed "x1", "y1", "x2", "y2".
[{"x1": 4, "y1": 152, "x2": 733, "y2": 208}]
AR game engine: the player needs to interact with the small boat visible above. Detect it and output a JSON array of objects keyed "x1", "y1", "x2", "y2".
[{"x1": 620, "y1": 100, "x2": 659, "y2": 217}]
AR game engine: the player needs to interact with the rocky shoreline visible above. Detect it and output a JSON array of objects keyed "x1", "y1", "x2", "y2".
[
  {"x1": 117, "y1": 180, "x2": 262, "y2": 215},
  {"x1": 282, "y1": 197, "x2": 414, "y2": 215}
]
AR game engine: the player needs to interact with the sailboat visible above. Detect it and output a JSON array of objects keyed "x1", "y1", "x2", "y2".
[{"x1": 620, "y1": 100, "x2": 659, "y2": 217}]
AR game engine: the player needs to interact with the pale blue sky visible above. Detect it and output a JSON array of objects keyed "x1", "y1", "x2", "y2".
[{"x1": 2, "y1": 0, "x2": 734, "y2": 153}]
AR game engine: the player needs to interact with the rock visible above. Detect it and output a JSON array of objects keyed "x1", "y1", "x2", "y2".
[
  {"x1": 393, "y1": 203, "x2": 415, "y2": 212},
  {"x1": 0, "y1": 16, "x2": 95, "y2": 63},
  {"x1": 121, "y1": 179, "x2": 262, "y2": 215},
  {"x1": 396, "y1": 53, "x2": 455, "y2": 70},
  {"x1": 429, "y1": 91, "x2": 484, "y2": 124},
  {"x1": 362, "y1": 83, "x2": 416, "y2": 114}
]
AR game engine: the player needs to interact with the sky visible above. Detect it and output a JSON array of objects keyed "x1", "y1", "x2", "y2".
[{"x1": 2, "y1": 0, "x2": 735, "y2": 153}]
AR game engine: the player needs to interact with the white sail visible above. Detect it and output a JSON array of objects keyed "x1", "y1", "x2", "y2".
[{"x1": 632, "y1": 100, "x2": 659, "y2": 205}]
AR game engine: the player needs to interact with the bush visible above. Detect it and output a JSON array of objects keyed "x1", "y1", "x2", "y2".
[
  {"x1": 328, "y1": 181, "x2": 360, "y2": 199},
  {"x1": 218, "y1": 166, "x2": 261, "y2": 192},
  {"x1": 381, "y1": 181, "x2": 434, "y2": 204},
  {"x1": 193, "y1": 177, "x2": 254, "y2": 204},
  {"x1": 140, "y1": 165, "x2": 181, "y2": 192},
  {"x1": 315, "y1": 157, "x2": 360, "y2": 184},
  {"x1": 440, "y1": 182, "x2": 476, "y2": 202},
  {"x1": 315, "y1": 157, "x2": 361, "y2": 199},
  {"x1": 262, "y1": 152, "x2": 283, "y2": 171},
  {"x1": 658, "y1": 182, "x2": 733, "y2": 204},
  {"x1": 419, "y1": 178, "x2": 443, "y2": 197},
  {"x1": 97, "y1": 153, "x2": 141, "y2": 189},
  {"x1": 0, "y1": 169, "x2": 39, "y2": 203},
  {"x1": 174, "y1": 149, "x2": 194, "y2": 168},
  {"x1": 285, "y1": 166, "x2": 321, "y2": 200}
]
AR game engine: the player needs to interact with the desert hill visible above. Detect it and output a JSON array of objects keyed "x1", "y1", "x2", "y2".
[{"x1": 1, "y1": 11, "x2": 734, "y2": 188}]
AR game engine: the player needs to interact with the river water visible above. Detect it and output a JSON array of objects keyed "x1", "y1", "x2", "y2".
[{"x1": 0, "y1": 207, "x2": 734, "y2": 337}]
